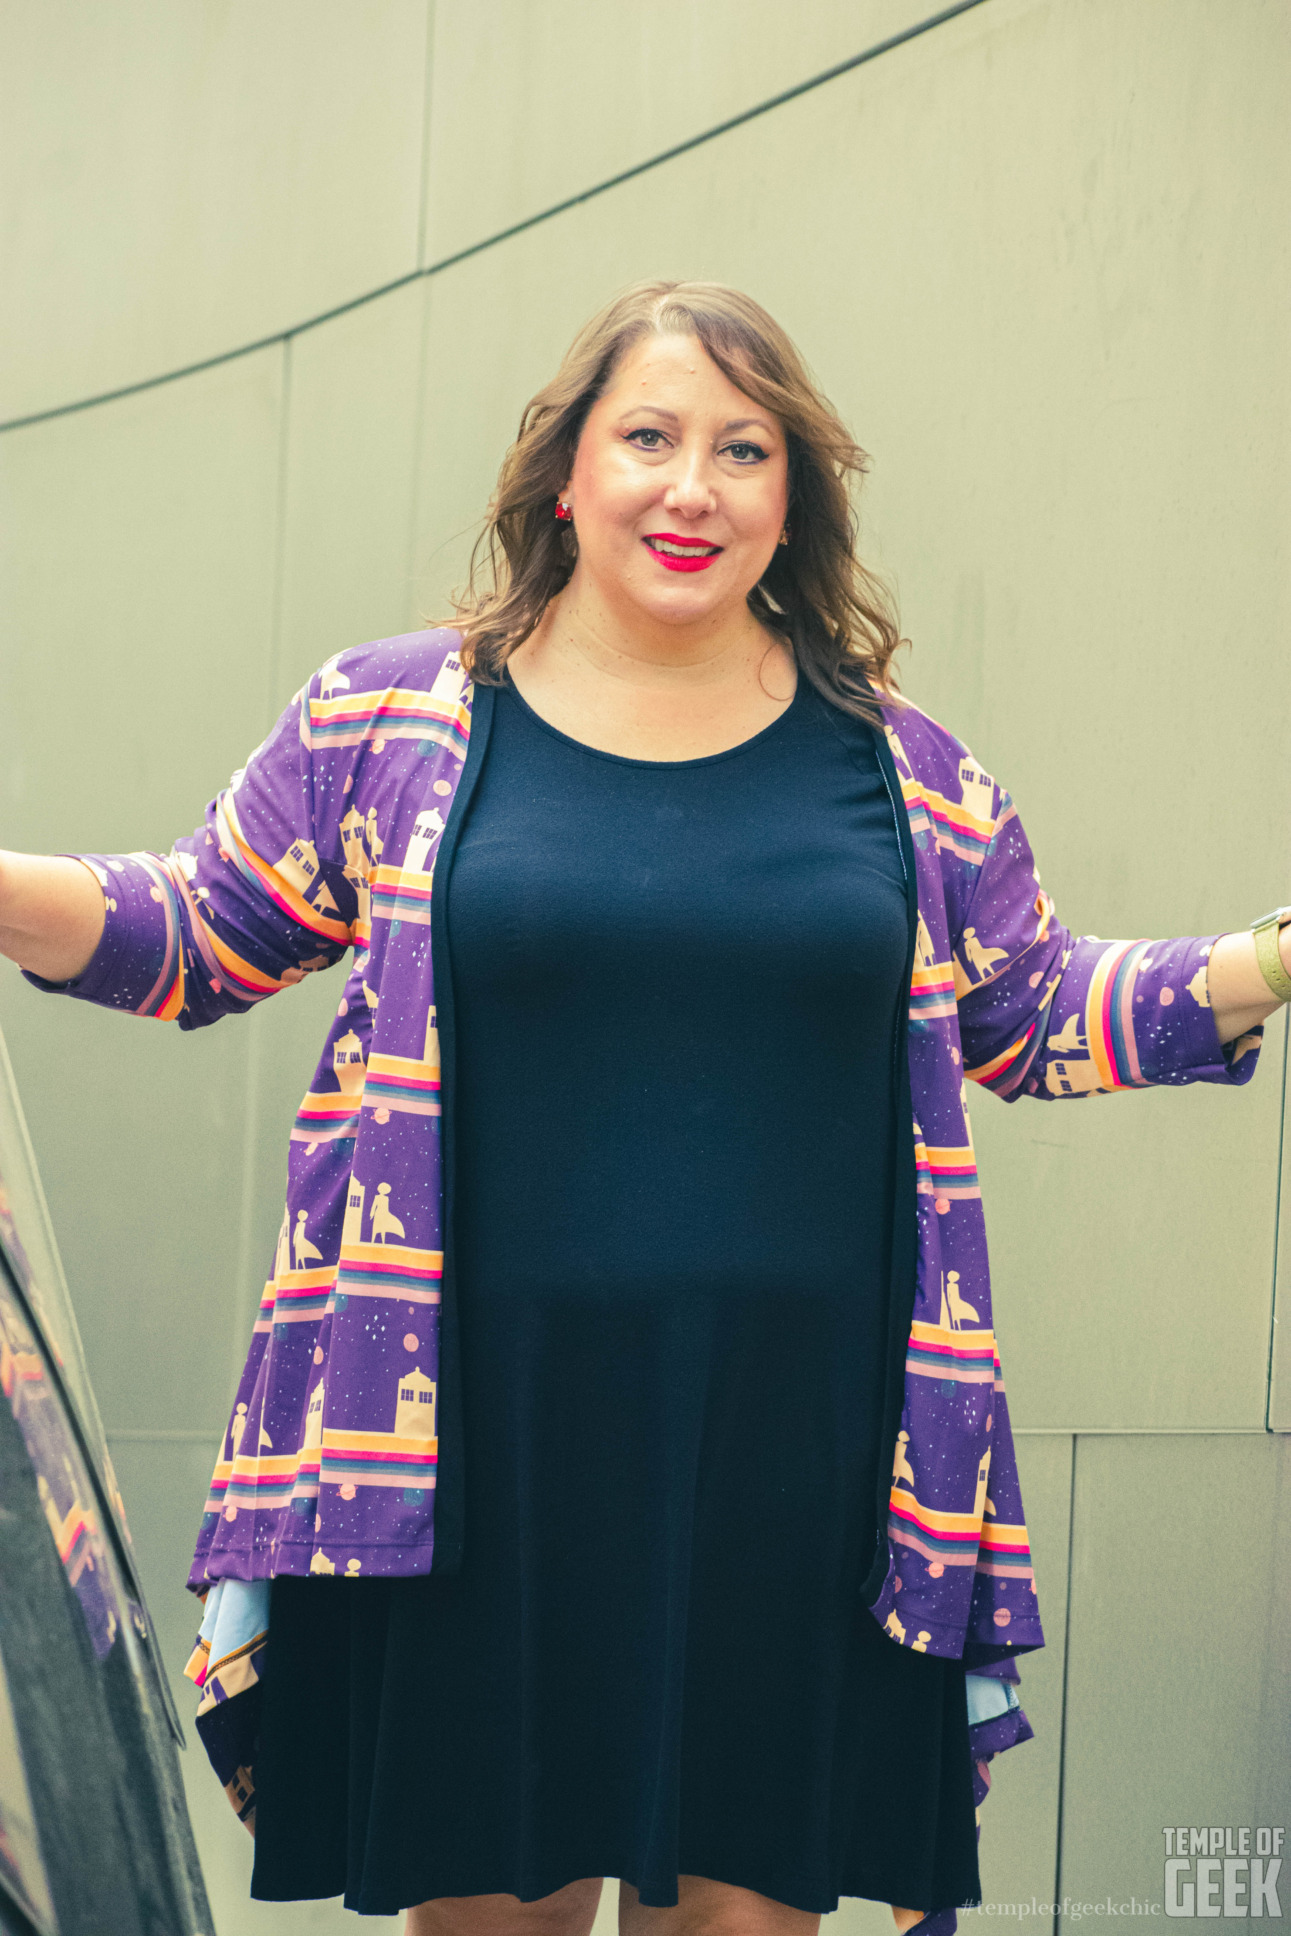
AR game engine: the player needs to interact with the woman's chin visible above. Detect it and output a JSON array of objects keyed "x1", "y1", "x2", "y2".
[{"x1": 619, "y1": 574, "x2": 752, "y2": 634}]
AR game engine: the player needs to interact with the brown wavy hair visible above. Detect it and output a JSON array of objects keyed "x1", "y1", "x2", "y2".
[{"x1": 453, "y1": 279, "x2": 904, "y2": 724}]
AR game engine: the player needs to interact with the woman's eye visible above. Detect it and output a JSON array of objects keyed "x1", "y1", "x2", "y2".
[
  {"x1": 626, "y1": 427, "x2": 668, "y2": 449},
  {"x1": 724, "y1": 441, "x2": 767, "y2": 464}
]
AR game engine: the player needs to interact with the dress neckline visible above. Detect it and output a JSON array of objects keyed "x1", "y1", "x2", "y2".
[{"x1": 500, "y1": 667, "x2": 804, "y2": 771}]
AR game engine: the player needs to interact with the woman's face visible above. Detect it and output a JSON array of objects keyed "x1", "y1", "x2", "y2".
[{"x1": 561, "y1": 331, "x2": 790, "y2": 637}]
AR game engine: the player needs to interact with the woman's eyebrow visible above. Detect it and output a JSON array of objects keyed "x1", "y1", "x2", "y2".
[
  {"x1": 615, "y1": 406, "x2": 776, "y2": 437},
  {"x1": 616, "y1": 404, "x2": 681, "y2": 424}
]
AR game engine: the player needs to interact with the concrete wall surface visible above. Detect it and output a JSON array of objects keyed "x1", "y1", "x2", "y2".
[{"x1": 2, "y1": 3, "x2": 1288, "y2": 1932}]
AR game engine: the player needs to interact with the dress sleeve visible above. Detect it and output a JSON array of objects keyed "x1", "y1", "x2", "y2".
[
  {"x1": 953, "y1": 790, "x2": 1263, "y2": 1101},
  {"x1": 23, "y1": 675, "x2": 354, "y2": 1030}
]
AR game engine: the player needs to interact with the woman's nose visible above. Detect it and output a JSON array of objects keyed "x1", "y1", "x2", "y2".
[{"x1": 663, "y1": 451, "x2": 717, "y2": 517}]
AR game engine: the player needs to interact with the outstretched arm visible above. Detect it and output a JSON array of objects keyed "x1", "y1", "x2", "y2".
[
  {"x1": 0, "y1": 853, "x2": 106, "y2": 984},
  {"x1": 952, "y1": 785, "x2": 1274, "y2": 1102},
  {"x1": 1, "y1": 673, "x2": 355, "y2": 1029}
]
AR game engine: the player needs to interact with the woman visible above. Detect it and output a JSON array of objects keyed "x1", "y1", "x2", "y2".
[{"x1": 1, "y1": 281, "x2": 1284, "y2": 1936}]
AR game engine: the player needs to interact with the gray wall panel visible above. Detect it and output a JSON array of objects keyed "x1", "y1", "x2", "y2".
[
  {"x1": 1060, "y1": 1435, "x2": 1291, "y2": 1919},
  {"x1": 277, "y1": 281, "x2": 432, "y2": 691},
  {"x1": 0, "y1": 350, "x2": 286, "y2": 1435},
  {"x1": 0, "y1": 350, "x2": 287, "y2": 849},
  {"x1": 0, "y1": 0, "x2": 431, "y2": 423},
  {"x1": 422, "y1": 0, "x2": 938, "y2": 265},
  {"x1": 974, "y1": 1078, "x2": 1279, "y2": 1433}
]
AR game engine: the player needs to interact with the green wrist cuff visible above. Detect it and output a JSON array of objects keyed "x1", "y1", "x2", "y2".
[{"x1": 1251, "y1": 905, "x2": 1291, "y2": 1003}]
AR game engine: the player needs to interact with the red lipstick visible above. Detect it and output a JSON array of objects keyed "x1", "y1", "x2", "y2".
[{"x1": 642, "y1": 531, "x2": 723, "y2": 574}]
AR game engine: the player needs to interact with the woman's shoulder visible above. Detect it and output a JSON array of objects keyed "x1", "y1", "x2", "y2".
[
  {"x1": 879, "y1": 692, "x2": 1008, "y2": 842},
  {"x1": 308, "y1": 627, "x2": 466, "y2": 702},
  {"x1": 879, "y1": 691, "x2": 982, "y2": 779}
]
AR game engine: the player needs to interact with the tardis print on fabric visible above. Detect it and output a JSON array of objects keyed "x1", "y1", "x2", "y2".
[{"x1": 26, "y1": 629, "x2": 1261, "y2": 1667}]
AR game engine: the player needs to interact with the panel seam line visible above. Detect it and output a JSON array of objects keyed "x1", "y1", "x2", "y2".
[
  {"x1": 1052, "y1": 1434, "x2": 1078, "y2": 1936},
  {"x1": 1265, "y1": 1006, "x2": 1288, "y2": 1430},
  {"x1": 0, "y1": 0, "x2": 992, "y2": 435}
]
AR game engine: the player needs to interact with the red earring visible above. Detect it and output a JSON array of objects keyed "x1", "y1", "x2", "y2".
[{"x1": 555, "y1": 499, "x2": 572, "y2": 522}]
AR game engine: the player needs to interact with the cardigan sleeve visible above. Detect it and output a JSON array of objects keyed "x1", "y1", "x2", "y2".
[
  {"x1": 22, "y1": 675, "x2": 355, "y2": 1030},
  {"x1": 953, "y1": 790, "x2": 1263, "y2": 1101}
]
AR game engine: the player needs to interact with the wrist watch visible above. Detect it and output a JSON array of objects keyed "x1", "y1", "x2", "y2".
[{"x1": 1250, "y1": 905, "x2": 1291, "y2": 1003}]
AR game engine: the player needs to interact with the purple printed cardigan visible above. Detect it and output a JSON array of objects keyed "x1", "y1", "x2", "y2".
[{"x1": 34, "y1": 628, "x2": 1261, "y2": 1667}]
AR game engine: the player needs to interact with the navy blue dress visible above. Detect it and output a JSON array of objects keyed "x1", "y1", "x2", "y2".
[{"x1": 253, "y1": 674, "x2": 980, "y2": 1917}]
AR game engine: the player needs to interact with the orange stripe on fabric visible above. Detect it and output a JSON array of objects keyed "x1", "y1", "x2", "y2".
[
  {"x1": 889, "y1": 1489, "x2": 985, "y2": 1537},
  {"x1": 1084, "y1": 942, "x2": 1132, "y2": 1090},
  {"x1": 964, "y1": 1026, "x2": 1034, "y2": 1084},
  {"x1": 219, "y1": 793, "x2": 352, "y2": 946}
]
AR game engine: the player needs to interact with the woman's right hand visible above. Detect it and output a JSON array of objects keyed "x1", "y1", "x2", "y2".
[{"x1": 0, "y1": 851, "x2": 107, "y2": 983}]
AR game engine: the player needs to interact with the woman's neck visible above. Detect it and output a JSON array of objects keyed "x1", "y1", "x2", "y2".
[
  {"x1": 506, "y1": 591, "x2": 796, "y2": 763},
  {"x1": 522, "y1": 582, "x2": 789, "y2": 695}
]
